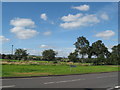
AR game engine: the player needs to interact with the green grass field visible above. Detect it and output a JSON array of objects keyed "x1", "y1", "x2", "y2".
[{"x1": 2, "y1": 64, "x2": 119, "y2": 77}]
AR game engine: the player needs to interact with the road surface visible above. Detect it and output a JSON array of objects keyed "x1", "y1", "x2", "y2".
[{"x1": 1, "y1": 72, "x2": 119, "y2": 89}]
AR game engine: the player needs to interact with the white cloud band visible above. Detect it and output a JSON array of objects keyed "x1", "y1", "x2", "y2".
[
  {"x1": 95, "y1": 30, "x2": 115, "y2": 39},
  {"x1": 72, "y1": 5, "x2": 90, "y2": 11}
]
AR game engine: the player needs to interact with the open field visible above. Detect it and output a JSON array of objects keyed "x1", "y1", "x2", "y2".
[
  {"x1": 2, "y1": 64, "x2": 119, "y2": 77},
  {"x1": 1, "y1": 59, "x2": 119, "y2": 77}
]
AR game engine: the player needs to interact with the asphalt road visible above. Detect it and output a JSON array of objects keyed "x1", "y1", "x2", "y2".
[{"x1": 1, "y1": 72, "x2": 119, "y2": 88}]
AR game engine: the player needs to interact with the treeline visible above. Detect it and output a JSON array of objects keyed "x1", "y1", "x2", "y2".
[
  {"x1": 1, "y1": 36, "x2": 120, "y2": 65},
  {"x1": 68, "y1": 36, "x2": 120, "y2": 65},
  {"x1": 0, "y1": 49, "x2": 68, "y2": 62}
]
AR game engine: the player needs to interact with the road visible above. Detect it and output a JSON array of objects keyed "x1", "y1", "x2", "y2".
[{"x1": 1, "y1": 72, "x2": 119, "y2": 89}]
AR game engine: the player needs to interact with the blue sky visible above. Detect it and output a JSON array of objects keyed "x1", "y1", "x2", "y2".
[{"x1": 1, "y1": 2, "x2": 118, "y2": 57}]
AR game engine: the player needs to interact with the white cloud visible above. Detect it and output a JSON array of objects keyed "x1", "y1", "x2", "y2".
[
  {"x1": 0, "y1": 36, "x2": 10, "y2": 43},
  {"x1": 40, "y1": 44, "x2": 52, "y2": 49},
  {"x1": 72, "y1": 5, "x2": 90, "y2": 11},
  {"x1": 11, "y1": 28, "x2": 39, "y2": 39},
  {"x1": 95, "y1": 30, "x2": 115, "y2": 39},
  {"x1": 60, "y1": 14, "x2": 100, "y2": 29},
  {"x1": 10, "y1": 18, "x2": 35, "y2": 28},
  {"x1": 61, "y1": 13, "x2": 83, "y2": 22},
  {"x1": 10, "y1": 18, "x2": 38, "y2": 39},
  {"x1": 43, "y1": 31, "x2": 52, "y2": 36},
  {"x1": 40, "y1": 13, "x2": 47, "y2": 21},
  {"x1": 100, "y1": 13, "x2": 109, "y2": 20},
  {"x1": 107, "y1": 45, "x2": 114, "y2": 52}
]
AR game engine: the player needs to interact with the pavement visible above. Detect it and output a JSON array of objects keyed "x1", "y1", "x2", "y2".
[{"x1": 1, "y1": 72, "x2": 119, "y2": 89}]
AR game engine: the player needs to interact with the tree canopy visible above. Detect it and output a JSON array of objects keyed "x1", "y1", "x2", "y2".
[
  {"x1": 42, "y1": 49, "x2": 57, "y2": 61},
  {"x1": 91, "y1": 40, "x2": 109, "y2": 58},
  {"x1": 14, "y1": 49, "x2": 29, "y2": 60},
  {"x1": 74, "y1": 36, "x2": 89, "y2": 59}
]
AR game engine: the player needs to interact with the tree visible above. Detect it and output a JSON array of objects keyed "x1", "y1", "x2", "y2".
[
  {"x1": 87, "y1": 46, "x2": 93, "y2": 58},
  {"x1": 74, "y1": 36, "x2": 89, "y2": 62},
  {"x1": 108, "y1": 44, "x2": 120, "y2": 65},
  {"x1": 112, "y1": 44, "x2": 120, "y2": 56},
  {"x1": 93, "y1": 54, "x2": 106, "y2": 65},
  {"x1": 5, "y1": 54, "x2": 13, "y2": 59},
  {"x1": 42, "y1": 49, "x2": 57, "y2": 61},
  {"x1": 2, "y1": 54, "x2": 6, "y2": 59},
  {"x1": 0, "y1": 53, "x2": 2, "y2": 59},
  {"x1": 68, "y1": 51, "x2": 78, "y2": 62},
  {"x1": 91, "y1": 40, "x2": 109, "y2": 58},
  {"x1": 14, "y1": 49, "x2": 29, "y2": 60}
]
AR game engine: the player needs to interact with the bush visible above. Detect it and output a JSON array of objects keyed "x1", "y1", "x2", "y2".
[{"x1": 53, "y1": 61, "x2": 58, "y2": 64}]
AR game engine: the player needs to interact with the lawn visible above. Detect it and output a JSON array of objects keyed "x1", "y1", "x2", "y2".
[{"x1": 2, "y1": 64, "x2": 119, "y2": 77}]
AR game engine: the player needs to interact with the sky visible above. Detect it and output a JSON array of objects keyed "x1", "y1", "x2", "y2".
[{"x1": 1, "y1": 2, "x2": 118, "y2": 57}]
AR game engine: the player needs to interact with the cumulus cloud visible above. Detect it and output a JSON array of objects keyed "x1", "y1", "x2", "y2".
[
  {"x1": 10, "y1": 18, "x2": 38, "y2": 39},
  {"x1": 11, "y1": 28, "x2": 38, "y2": 39},
  {"x1": 72, "y1": 5, "x2": 90, "y2": 11},
  {"x1": 43, "y1": 31, "x2": 52, "y2": 36},
  {"x1": 40, "y1": 13, "x2": 47, "y2": 21},
  {"x1": 10, "y1": 18, "x2": 35, "y2": 28},
  {"x1": 95, "y1": 30, "x2": 115, "y2": 39},
  {"x1": 60, "y1": 13, "x2": 100, "y2": 29},
  {"x1": 0, "y1": 35, "x2": 10, "y2": 43},
  {"x1": 100, "y1": 13, "x2": 109, "y2": 20}
]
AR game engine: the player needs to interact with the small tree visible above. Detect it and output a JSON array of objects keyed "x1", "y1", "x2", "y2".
[
  {"x1": 14, "y1": 49, "x2": 29, "y2": 60},
  {"x1": 42, "y1": 49, "x2": 57, "y2": 61},
  {"x1": 2, "y1": 54, "x2": 6, "y2": 59}
]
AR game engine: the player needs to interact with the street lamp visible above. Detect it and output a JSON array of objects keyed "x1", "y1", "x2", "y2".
[{"x1": 12, "y1": 45, "x2": 13, "y2": 55}]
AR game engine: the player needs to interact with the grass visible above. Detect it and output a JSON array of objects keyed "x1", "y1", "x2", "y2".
[
  {"x1": 2, "y1": 64, "x2": 119, "y2": 77},
  {"x1": 1, "y1": 59, "x2": 119, "y2": 77}
]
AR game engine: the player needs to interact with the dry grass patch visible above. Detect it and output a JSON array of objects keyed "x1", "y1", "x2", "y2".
[{"x1": 107, "y1": 65, "x2": 119, "y2": 67}]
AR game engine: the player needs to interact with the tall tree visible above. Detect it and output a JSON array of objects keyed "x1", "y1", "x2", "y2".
[
  {"x1": 112, "y1": 44, "x2": 120, "y2": 56},
  {"x1": 108, "y1": 44, "x2": 120, "y2": 65},
  {"x1": 74, "y1": 36, "x2": 90, "y2": 60},
  {"x1": 14, "y1": 49, "x2": 29, "y2": 60},
  {"x1": 42, "y1": 49, "x2": 57, "y2": 61},
  {"x1": 91, "y1": 40, "x2": 109, "y2": 58}
]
